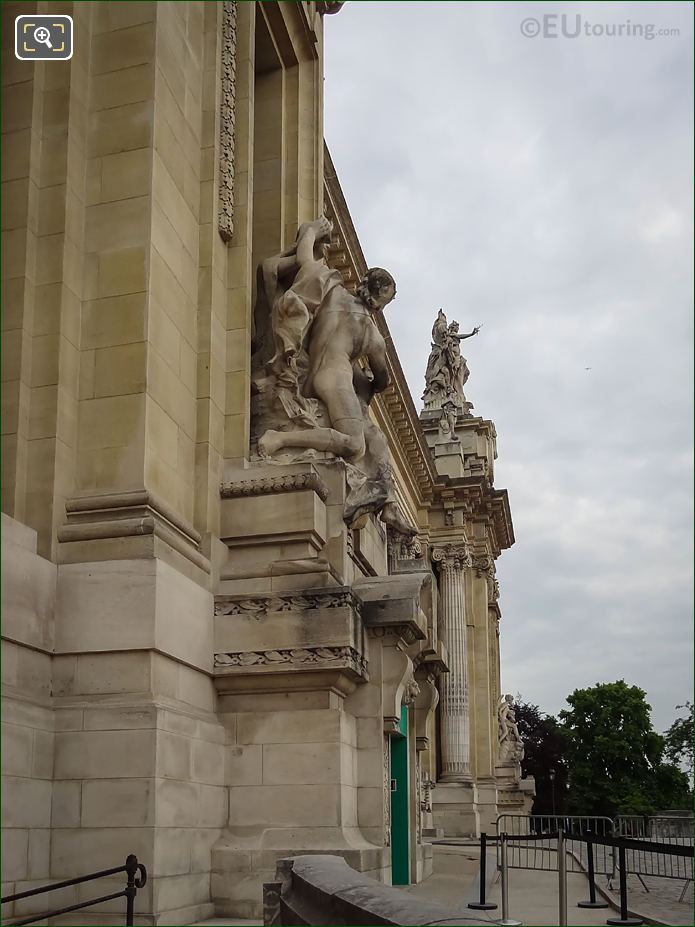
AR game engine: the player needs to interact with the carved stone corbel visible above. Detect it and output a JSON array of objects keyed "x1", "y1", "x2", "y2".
[
  {"x1": 354, "y1": 572, "x2": 430, "y2": 645},
  {"x1": 412, "y1": 669, "x2": 439, "y2": 752},
  {"x1": 381, "y1": 642, "x2": 414, "y2": 735}
]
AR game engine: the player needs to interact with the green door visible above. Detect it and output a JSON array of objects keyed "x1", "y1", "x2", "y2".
[{"x1": 390, "y1": 705, "x2": 410, "y2": 885}]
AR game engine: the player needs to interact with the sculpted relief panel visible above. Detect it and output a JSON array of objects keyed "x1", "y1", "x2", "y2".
[{"x1": 250, "y1": 217, "x2": 414, "y2": 536}]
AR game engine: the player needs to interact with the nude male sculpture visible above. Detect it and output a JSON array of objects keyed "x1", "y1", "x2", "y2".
[{"x1": 257, "y1": 218, "x2": 413, "y2": 534}]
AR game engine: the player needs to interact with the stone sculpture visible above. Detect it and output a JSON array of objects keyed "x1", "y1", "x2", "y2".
[
  {"x1": 498, "y1": 693, "x2": 524, "y2": 765},
  {"x1": 251, "y1": 217, "x2": 415, "y2": 535},
  {"x1": 438, "y1": 399, "x2": 459, "y2": 441},
  {"x1": 422, "y1": 309, "x2": 480, "y2": 413}
]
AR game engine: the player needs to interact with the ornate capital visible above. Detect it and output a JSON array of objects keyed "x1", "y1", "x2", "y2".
[
  {"x1": 471, "y1": 554, "x2": 493, "y2": 577},
  {"x1": 387, "y1": 526, "x2": 423, "y2": 564},
  {"x1": 471, "y1": 554, "x2": 499, "y2": 603},
  {"x1": 432, "y1": 543, "x2": 472, "y2": 572}
]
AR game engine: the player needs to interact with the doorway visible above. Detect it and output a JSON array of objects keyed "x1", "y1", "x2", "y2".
[{"x1": 390, "y1": 704, "x2": 410, "y2": 885}]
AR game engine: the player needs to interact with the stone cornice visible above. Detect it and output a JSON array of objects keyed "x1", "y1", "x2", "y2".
[
  {"x1": 260, "y1": 1, "x2": 319, "y2": 64},
  {"x1": 58, "y1": 489, "x2": 210, "y2": 573},
  {"x1": 215, "y1": 587, "x2": 360, "y2": 619},
  {"x1": 430, "y1": 480, "x2": 514, "y2": 554},
  {"x1": 220, "y1": 471, "x2": 328, "y2": 502},
  {"x1": 214, "y1": 645, "x2": 367, "y2": 680}
]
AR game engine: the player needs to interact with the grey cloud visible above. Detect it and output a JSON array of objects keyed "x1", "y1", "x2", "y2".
[{"x1": 324, "y1": 1, "x2": 693, "y2": 731}]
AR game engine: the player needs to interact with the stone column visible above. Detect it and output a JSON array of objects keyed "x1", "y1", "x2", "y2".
[{"x1": 432, "y1": 544, "x2": 472, "y2": 781}]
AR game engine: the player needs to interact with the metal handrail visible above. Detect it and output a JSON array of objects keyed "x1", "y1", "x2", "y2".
[{"x1": 1, "y1": 854, "x2": 147, "y2": 926}]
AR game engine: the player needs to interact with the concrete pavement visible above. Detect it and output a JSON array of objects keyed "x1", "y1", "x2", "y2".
[{"x1": 188, "y1": 841, "x2": 694, "y2": 926}]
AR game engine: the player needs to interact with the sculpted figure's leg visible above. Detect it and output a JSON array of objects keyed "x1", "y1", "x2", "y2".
[
  {"x1": 259, "y1": 425, "x2": 359, "y2": 458},
  {"x1": 258, "y1": 369, "x2": 366, "y2": 460}
]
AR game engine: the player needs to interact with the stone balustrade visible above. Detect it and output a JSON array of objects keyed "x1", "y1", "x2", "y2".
[{"x1": 263, "y1": 854, "x2": 487, "y2": 926}]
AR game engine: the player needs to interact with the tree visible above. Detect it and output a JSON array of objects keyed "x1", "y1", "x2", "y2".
[
  {"x1": 515, "y1": 698, "x2": 570, "y2": 817},
  {"x1": 559, "y1": 680, "x2": 691, "y2": 818},
  {"x1": 664, "y1": 701, "x2": 694, "y2": 785}
]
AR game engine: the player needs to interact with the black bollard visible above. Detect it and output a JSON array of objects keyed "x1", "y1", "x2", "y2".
[
  {"x1": 125, "y1": 854, "x2": 137, "y2": 927},
  {"x1": 606, "y1": 844, "x2": 642, "y2": 926},
  {"x1": 467, "y1": 832, "x2": 498, "y2": 910},
  {"x1": 578, "y1": 830, "x2": 608, "y2": 909}
]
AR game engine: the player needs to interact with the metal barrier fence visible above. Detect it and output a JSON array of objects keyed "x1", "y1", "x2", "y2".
[
  {"x1": 497, "y1": 813, "x2": 694, "y2": 882},
  {"x1": 614, "y1": 815, "x2": 693, "y2": 882},
  {"x1": 616, "y1": 814, "x2": 694, "y2": 840},
  {"x1": 496, "y1": 814, "x2": 615, "y2": 875},
  {"x1": 492, "y1": 826, "x2": 693, "y2": 927}
]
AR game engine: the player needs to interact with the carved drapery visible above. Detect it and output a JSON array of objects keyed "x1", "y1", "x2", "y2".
[
  {"x1": 218, "y1": 0, "x2": 237, "y2": 243},
  {"x1": 432, "y1": 543, "x2": 472, "y2": 781}
]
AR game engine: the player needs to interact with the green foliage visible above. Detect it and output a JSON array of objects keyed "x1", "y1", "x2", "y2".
[
  {"x1": 664, "y1": 701, "x2": 694, "y2": 783},
  {"x1": 558, "y1": 680, "x2": 691, "y2": 818},
  {"x1": 515, "y1": 698, "x2": 570, "y2": 816}
]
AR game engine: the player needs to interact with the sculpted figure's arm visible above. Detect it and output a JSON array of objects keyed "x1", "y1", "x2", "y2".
[
  {"x1": 352, "y1": 364, "x2": 375, "y2": 405},
  {"x1": 453, "y1": 325, "x2": 481, "y2": 341},
  {"x1": 262, "y1": 215, "x2": 332, "y2": 289},
  {"x1": 295, "y1": 215, "x2": 332, "y2": 266},
  {"x1": 366, "y1": 339, "x2": 389, "y2": 395}
]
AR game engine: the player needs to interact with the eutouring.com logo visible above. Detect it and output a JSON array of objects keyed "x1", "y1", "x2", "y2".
[
  {"x1": 15, "y1": 15, "x2": 73, "y2": 60},
  {"x1": 520, "y1": 14, "x2": 680, "y2": 41}
]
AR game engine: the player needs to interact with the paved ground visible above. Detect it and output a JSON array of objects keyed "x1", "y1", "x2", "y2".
[
  {"x1": 190, "y1": 919, "x2": 261, "y2": 926},
  {"x1": 605, "y1": 872, "x2": 694, "y2": 927},
  {"x1": 404, "y1": 850, "x2": 616, "y2": 927},
  {"x1": 189, "y1": 843, "x2": 694, "y2": 927}
]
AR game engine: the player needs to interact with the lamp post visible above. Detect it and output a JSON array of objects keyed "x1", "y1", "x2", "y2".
[{"x1": 549, "y1": 767, "x2": 556, "y2": 817}]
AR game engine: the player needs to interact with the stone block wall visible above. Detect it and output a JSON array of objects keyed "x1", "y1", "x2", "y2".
[{"x1": 1, "y1": 515, "x2": 56, "y2": 920}]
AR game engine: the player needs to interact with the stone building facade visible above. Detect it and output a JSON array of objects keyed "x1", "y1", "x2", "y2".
[{"x1": 1, "y1": 1, "x2": 531, "y2": 923}]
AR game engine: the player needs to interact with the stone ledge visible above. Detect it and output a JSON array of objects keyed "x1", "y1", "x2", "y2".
[
  {"x1": 220, "y1": 467, "x2": 329, "y2": 503},
  {"x1": 354, "y1": 573, "x2": 430, "y2": 644},
  {"x1": 263, "y1": 854, "x2": 488, "y2": 926},
  {"x1": 58, "y1": 489, "x2": 210, "y2": 575}
]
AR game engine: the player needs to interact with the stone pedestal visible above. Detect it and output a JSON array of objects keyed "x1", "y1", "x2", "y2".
[
  {"x1": 431, "y1": 782, "x2": 479, "y2": 837},
  {"x1": 475, "y1": 778, "x2": 500, "y2": 834},
  {"x1": 208, "y1": 468, "x2": 434, "y2": 915},
  {"x1": 495, "y1": 765, "x2": 536, "y2": 817}
]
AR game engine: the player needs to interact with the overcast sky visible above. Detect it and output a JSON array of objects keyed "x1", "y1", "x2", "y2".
[{"x1": 324, "y1": 1, "x2": 693, "y2": 733}]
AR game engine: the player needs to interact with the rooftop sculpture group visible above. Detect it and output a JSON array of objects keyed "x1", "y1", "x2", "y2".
[
  {"x1": 251, "y1": 217, "x2": 414, "y2": 535},
  {"x1": 422, "y1": 309, "x2": 480, "y2": 418}
]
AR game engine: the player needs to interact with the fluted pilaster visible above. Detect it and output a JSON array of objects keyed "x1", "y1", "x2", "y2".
[{"x1": 432, "y1": 543, "x2": 472, "y2": 781}]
